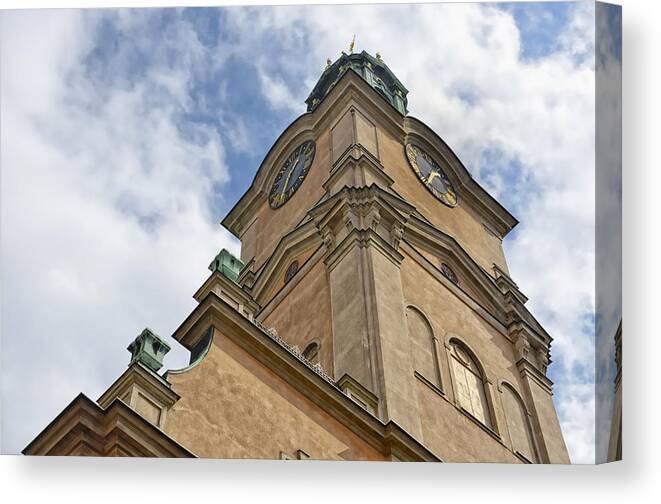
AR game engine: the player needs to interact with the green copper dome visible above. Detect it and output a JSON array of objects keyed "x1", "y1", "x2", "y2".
[{"x1": 306, "y1": 50, "x2": 409, "y2": 116}]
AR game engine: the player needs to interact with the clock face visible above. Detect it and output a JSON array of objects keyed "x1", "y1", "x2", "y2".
[
  {"x1": 405, "y1": 144, "x2": 457, "y2": 207},
  {"x1": 269, "y1": 140, "x2": 316, "y2": 209}
]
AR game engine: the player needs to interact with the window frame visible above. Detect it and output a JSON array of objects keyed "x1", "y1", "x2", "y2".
[
  {"x1": 445, "y1": 337, "x2": 499, "y2": 435},
  {"x1": 405, "y1": 304, "x2": 443, "y2": 391},
  {"x1": 302, "y1": 340, "x2": 320, "y2": 364},
  {"x1": 498, "y1": 380, "x2": 540, "y2": 463}
]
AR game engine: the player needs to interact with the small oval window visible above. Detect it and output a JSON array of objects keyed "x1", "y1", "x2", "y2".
[
  {"x1": 285, "y1": 260, "x2": 299, "y2": 283},
  {"x1": 441, "y1": 263, "x2": 458, "y2": 284}
]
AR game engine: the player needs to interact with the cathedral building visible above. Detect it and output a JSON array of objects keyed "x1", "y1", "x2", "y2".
[{"x1": 23, "y1": 50, "x2": 570, "y2": 463}]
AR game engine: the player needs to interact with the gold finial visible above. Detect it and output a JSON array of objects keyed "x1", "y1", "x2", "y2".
[
  {"x1": 326, "y1": 58, "x2": 332, "y2": 68},
  {"x1": 348, "y1": 34, "x2": 356, "y2": 54}
]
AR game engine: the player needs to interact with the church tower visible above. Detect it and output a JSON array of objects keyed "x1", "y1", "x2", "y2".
[{"x1": 24, "y1": 50, "x2": 570, "y2": 463}]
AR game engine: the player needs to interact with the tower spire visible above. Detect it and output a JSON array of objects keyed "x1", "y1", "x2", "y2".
[{"x1": 306, "y1": 49, "x2": 409, "y2": 115}]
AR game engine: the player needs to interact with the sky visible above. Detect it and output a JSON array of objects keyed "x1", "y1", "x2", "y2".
[{"x1": 0, "y1": 2, "x2": 618, "y2": 463}]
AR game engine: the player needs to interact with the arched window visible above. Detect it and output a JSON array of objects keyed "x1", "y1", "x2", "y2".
[
  {"x1": 449, "y1": 340, "x2": 491, "y2": 428},
  {"x1": 406, "y1": 306, "x2": 441, "y2": 388},
  {"x1": 501, "y1": 383, "x2": 537, "y2": 462},
  {"x1": 302, "y1": 341, "x2": 319, "y2": 364}
]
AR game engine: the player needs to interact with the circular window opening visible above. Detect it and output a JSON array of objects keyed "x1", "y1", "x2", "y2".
[
  {"x1": 285, "y1": 260, "x2": 299, "y2": 284},
  {"x1": 441, "y1": 263, "x2": 458, "y2": 284}
]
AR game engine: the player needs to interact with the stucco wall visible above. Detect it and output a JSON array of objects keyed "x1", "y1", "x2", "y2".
[
  {"x1": 261, "y1": 257, "x2": 335, "y2": 377},
  {"x1": 399, "y1": 247, "x2": 535, "y2": 462},
  {"x1": 164, "y1": 334, "x2": 381, "y2": 460},
  {"x1": 416, "y1": 379, "x2": 520, "y2": 463}
]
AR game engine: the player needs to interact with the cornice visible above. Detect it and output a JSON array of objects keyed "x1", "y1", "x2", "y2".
[
  {"x1": 493, "y1": 263, "x2": 528, "y2": 304},
  {"x1": 405, "y1": 213, "x2": 507, "y2": 309},
  {"x1": 171, "y1": 292, "x2": 439, "y2": 461},
  {"x1": 517, "y1": 359, "x2": 554, "y2": 394},
  {"x1": 22, "y1": 394, "x2": 195, "y2": 457},
  {"x1": 193, "y1": 269, "x2": 260, "y2": 313},
  {"x1": 97, "y1": 362, "x2": 180, "y2": 411},
  {"x1": 249, "y1": 219, "x2": 322, "y2": 303},
  {"x1": 400, "y1": 241, "x2": 509, "y2": 336},
  {"x1": 504, "y1": 292, "x2": 552, "y2": 346},
  {"x1": 323, "y1": 144, "x2": 396, "y2": 195}
]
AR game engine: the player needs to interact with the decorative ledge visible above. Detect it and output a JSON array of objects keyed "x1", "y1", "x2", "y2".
[
  {"x1": 251, "y1": 318, "x2": 338, "y2": 389},
  {"x1": 459, "y1": 406, "x2": 502, "y2": 443},
  {"x1": 414, "y1": 371, "x2": 445, "y2": 398}
]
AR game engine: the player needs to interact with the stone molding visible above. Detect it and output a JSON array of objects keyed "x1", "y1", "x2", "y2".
[
  {"x1": 323, "y1": 143, "x2": 395, "y2": 196},
  {"x1": 516, "y1": 359, "x2": 554, "y2": 395},
  {"x1": 23, "y1": 394, "x2": 194, "y2": 458},
  {"x1": 401, "y1": 242, "x2": 508, "y2": 336},
  {"x1": 404, "y1": 214, "x2": 509, "y2": 316},
  {"x1": 492, "y1": 263, "x2": 529, "y2": 304},
  {"x1": 194, "y1": 269, "x2": 260, "y2": 317},
  {"x1": 97, "y1": 362, "x2": 180, "y2": 430},
  {"x1": 247, "y1": 220, "x2": 322, "y2": 304},
  {"x1": 171, "y1": 291, "x2": 439, "y2": 462},
  {"x1": 508, "y1": 318, "x2": 552, "y2": 376},
  {"x1": 311, "y1": 185, "x2": 413, "y2": 261},
  {"x1": 337, "y1": 373, "x2": 379, "y2": 415}
]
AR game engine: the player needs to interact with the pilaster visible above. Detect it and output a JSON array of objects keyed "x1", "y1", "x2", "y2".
[
  {"x1": 509, "y1": 319, "x2": 570, "y2": 463},
  {"x1": 319, "y1": 186, "x2": 422, "y2": 440}
]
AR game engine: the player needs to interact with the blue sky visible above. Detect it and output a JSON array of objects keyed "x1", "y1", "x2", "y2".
[{"x1": 1, "y1": 2, "x2": 617, "y2": 463}]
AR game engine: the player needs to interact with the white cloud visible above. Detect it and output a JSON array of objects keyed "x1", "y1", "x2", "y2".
[
  {"x1": 1, "y1": 4, "x2": 601, "y2": 464},
  {"x1": 556, "y1": 383, "x2": 596, "y2": 465},
  {"x1": 1, "y1": 9, "x2": 238, "y2": 453}
]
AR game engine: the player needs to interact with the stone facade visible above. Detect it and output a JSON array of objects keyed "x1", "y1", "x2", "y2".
[{"x1": 24, "y1": 51, "x2": 570, "y2": 463}]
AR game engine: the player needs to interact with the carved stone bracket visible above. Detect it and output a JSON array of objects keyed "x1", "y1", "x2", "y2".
[
  {"x1": 311, "y1": 185, "x2": 414, "y2": 269},
  {"x1": 342, "y1": 206, "x2": 359, "y2": 233},
  {"x1": 509, "y1": 321, "x2": 551, "y2": 378},
  {"x1": 365, "y1": 204, "x2": 381, "y2": 231},
  {"x1": 391, "y1": 222, "x2": 404, "y2": 251},
  {"x1": 514, "y1": 332, "x2": 531, "y2": 362},
  {"x1": 321, "y1": 226, "x2": 335, "y2": 251}
]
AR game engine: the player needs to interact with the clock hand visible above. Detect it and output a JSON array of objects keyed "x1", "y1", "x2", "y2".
[
  {"x1": 426, "y1": 170, "x2": 449, "y2": 194},
  {"x1": 425, "y1": 170, "x2": 440, "y2": 184},
  {"x1": 281, "y1": 157, "x2": 298, "y2": 197}
]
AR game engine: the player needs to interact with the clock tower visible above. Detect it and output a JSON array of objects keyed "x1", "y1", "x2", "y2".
[{"x1": 24, "y1": 50, "x2": 570, "y2": 463}]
